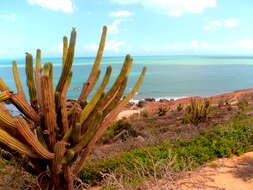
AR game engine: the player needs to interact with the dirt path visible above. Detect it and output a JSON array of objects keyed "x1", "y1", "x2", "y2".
[{"x1": 171, "y1": 152, "x2": 253, "y2": 190}]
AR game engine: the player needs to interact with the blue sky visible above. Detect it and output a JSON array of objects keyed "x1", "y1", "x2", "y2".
[{"x1": 1, "y1": 0, "x2": 253, "y2": 58}]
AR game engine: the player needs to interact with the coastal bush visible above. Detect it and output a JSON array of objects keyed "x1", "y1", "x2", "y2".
[
  {"x1": 0, "y1": 26, "x2": 146, "y2": 190},
  {"x1": 157, "y1": 106, "x2": 169, "y2": 116},
  {"x1": 218, "y1": 99, "x2": 224, "y2": 108},
  {"x1": 177, "y1": 103, "x2": 183, "y2": 112},
  {"x1": 140, "y1": 109, "x2": 149, "y2": 118},
  {"x1": 238, "y1": 97, "x2": 249, "y2": 110},
  {"x1": 225, "y1": 99, "x2": 233, "y2": 111},
  {"x1": 182, "y1": 98, "x2": 211, "y2": 125},
  {"x1": 99, "y1": 119, "x2": 139, "y2": 143},
  {"x1": 80, "y1": 115, "x2": 253, "y2": 186}
]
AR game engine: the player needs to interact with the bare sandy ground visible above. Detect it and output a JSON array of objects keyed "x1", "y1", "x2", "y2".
[
  {"x1": 88, "y1": 152, "x2": 253, "y2": 190},
  {"x1": 153, "y1": 152, "x2": 253, "y2": 190},
  {"x1": 116, "y1": 109, "x2": 142, "y2": 120}
]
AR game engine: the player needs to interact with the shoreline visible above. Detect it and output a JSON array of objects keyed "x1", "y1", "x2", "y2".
[{"x1": 118, "y1": 88, "x2": 253, "y2": 119}]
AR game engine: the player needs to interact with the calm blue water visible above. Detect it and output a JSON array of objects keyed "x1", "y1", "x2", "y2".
[{"x1": 1, "y1": 55, "x2": 253, "y2": 101}]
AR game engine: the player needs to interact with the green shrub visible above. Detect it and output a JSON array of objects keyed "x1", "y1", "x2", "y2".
[
  {"x1": 99, "y1": 119, "x2": 138, "y2": 143},
  {"x1": 182, "y1": 98, "x2": 211, "y2": 125},
  {"x1": 80, "y1": 115, "x2": 253, "y2": 185}
]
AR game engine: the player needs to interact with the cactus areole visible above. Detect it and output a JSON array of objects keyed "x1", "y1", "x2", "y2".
[{"x1": 0, "y1": 26, "x2": 146, "y2": 190}]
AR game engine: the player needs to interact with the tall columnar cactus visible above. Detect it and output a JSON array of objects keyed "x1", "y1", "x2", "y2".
[{"x1": 0, "y1": 26, "x2": 146, "y2": 190}]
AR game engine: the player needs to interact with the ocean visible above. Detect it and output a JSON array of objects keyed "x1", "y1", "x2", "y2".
[{"x1": 1, "y1": 55, "x2": 253, "y2": 101}]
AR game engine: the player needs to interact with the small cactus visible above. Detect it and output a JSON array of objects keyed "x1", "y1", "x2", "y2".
[{"x1": 183, "y1": 98, "x2": 211, "y2": 125}]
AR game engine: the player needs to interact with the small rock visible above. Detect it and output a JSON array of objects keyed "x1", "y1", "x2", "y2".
[
  {"x1": 145, "y1": 98, "x2": 156, "y2": 102},
  {"x1": 159, "y1": 99, "x2": 169, "y2": 102},
  {"x1": 137, "y1": 100, "x2": 146, "y2": 108},
  {"x1": 136, "y1": 136, "x2": 145, "y2": 142},
  {"x1": 246, "y1": 110, "x2": 253, "y2": 116}
]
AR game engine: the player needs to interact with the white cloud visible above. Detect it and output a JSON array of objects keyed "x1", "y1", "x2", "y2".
[
  {"x1": 110, "y1": 10, "x2": 132, "y2": 17},
  {"x1": 167, "y1": 11, "x2": 182, "y2": 17},
  {"x1": 84, "y1": 40, "x2": 125, "y2": 53},
  {"x1": 204, "y1": 18, "x2": 240, "y2": 31},
  {"x1": 27, "y1": 0, "x2": 74, "y2": 13},
  {"x1": 224, "y1": 18, "x2": 240, "y2": 27},
  {"x1": 111, "y1": 0, "x2": 216, "y2": 16},
  {"x1": 108, "y1": 19, "x2": 122, "y2": 34},
  {"x1": 0, "y1": 14, "x2": 16, "y2": 22},
  {"x1": 236, "y1": 40, "x2": 253, "y2": 49}
]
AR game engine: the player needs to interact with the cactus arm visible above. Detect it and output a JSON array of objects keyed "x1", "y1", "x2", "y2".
[
  {"x1": 94, "y1": 55, "x2": 132, "y2": 113},
  {"x1": 62, "y1": 149, "x2": 75, "y2": 164},
  {"x1": 102, "y1": 78, "x2": 127, "y2": 116},
  {"x1": 73, "y1": 67, "x2": 146, "y2": 175},
  {"x1": 36, "y1": 49, "x2": 42, "y2": 73},
  {"x1": 8, "y1": 92, "x2": 40, "y2": 122},
  {"x1": 0, "y1": 109, "x2": 16, "y2": 128},
  {"x1": 71, "y1": 122, "x2": 81, "y2": 144},
  {"x1": 78, "y1": 26, "x2": 107, "y2": 103},
  {"x1": 36, "y1": 127, "x2": 48, "y2": 149},
  {"x1": 41, "y1": 72, "x2": 58, "y2": 150},
  {"x1": 79, "y1": 66, "x2": 111, "y2": 124},
  {"x1": 12, "y1": 61, "x2": 26, "y2": 99},
  {"x1": 15, "y1": 117, "x2": 54, "y2": 159},
  {"x1": 80, "y1": 79, "x2": 126, "y2": 135},
  {"x1": 35, "y1": 49, "x2": 43, "y2": 112},
  {"x1": 0, "y1": 91, "x2": 10, "y2": 102},
  {"x1": 53, "y1": 141, "x2": 67, "y2": 174},
  {"x1": 72, "y1": 112, "x2": 102, "y2": 153},
  {"x1": 79, "y1": 70, "x2": 101, "y2": 104},
  {"x1": 62, "y1": 127, "x2": 72, "y2": 141},
  {"x1": 101, "y1": 55, "x2": 132, "y2": 104},
  {"x1": 25, "y1": 53, "x2": 37, "y2": 109},
  {"x1": 63, "y1": 36, "x2": 68, "y2": 66},
  {"x1": 56, "y1": 72, "x2": 72, "y2": 133},
  {"x1": 0, "y1": 103, "x2": 10, "y2": 115},
  {"x1": 48, "y1": 62, "x2": 54, "y2": 84},
  {"x1": 0, "y1": 128, "x2": 39, "y2": 158},
  {"x1": 56, "y1": 28, "x2": 76, "y2": 94},
  {"x1": 0, "y1": 78, "x2": 10, "y2": 91}
]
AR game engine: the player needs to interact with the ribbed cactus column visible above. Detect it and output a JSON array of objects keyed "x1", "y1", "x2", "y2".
[{"x1": 0, "y1": 26, "x2": 146, "y2": 190}]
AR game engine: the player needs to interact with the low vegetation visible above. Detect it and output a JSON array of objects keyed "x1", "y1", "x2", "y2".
[{"x1": 80, "y1": 112, "x2": 253, "y2": 188}]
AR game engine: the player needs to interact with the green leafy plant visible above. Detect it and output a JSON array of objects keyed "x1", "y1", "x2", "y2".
[
  {"x1": 80, "y1": 116, "x2": 253, "y2": 186},
  {"x1": 182, "y1": 98, "x2": 211, "y2": 125},
  {"x1": 0, "y1": 26, "x2": 146, "y2": 190}
]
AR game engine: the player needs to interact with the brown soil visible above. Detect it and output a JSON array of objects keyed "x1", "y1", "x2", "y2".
[
  {"x1": 88, "y1": 152, "x2": 253, "y2": 190},
  {"x1": 153, "y1": 152, "x2": 253, "y2": 190}
]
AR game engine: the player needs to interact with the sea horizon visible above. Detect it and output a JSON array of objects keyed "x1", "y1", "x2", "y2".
[{"x1": 1, "y1": 55, "x2": 253, "y2": 101}]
